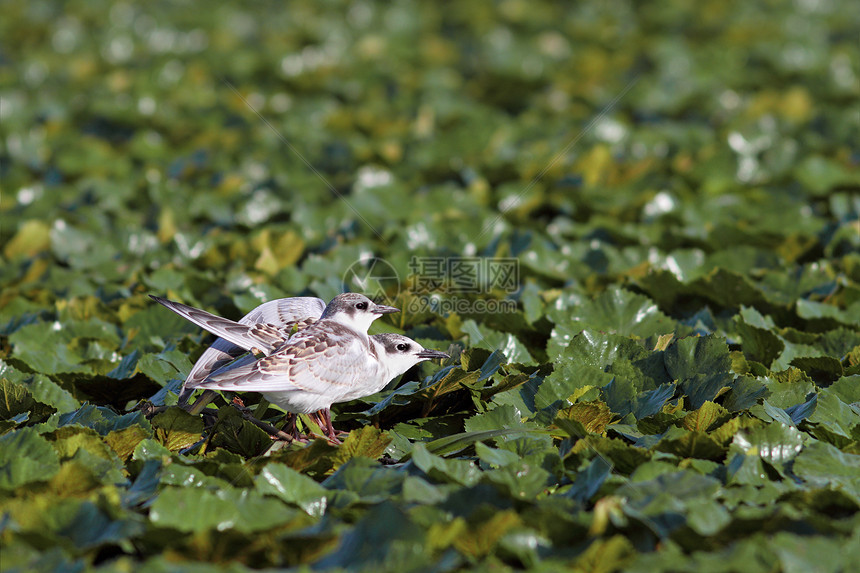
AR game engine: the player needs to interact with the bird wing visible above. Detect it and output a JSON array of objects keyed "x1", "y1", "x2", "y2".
[
  {"x1": 179, "y1": 296, "x2": 326, "y2": 390},
  {"x1": 241, "y1": 297, "x2": 326, "y2": 327},
  {"x1": 197, "y1": 324, "x2": 375, "y2": 400},
  {"x1": 150, "y1": 295, "x2": 287, "y2": 354}
]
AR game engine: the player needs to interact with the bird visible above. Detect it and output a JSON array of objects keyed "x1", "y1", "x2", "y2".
[
  {"x1": 150, "y1": 291, "x2": 397, "y2": 374},
  {"x1": 199, "y1": 331, "x2": 448, "y2": 441},
  {"x1": 150, "y1": 293, "x2": 436, "y2": 440}
]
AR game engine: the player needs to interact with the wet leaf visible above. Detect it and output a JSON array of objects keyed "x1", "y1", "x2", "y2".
[{"x1": 255, "y1": 463, "x2": 328, "y2": 517}]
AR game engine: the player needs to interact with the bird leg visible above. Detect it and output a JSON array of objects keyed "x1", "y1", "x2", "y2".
[
  {"x1": 316, "y1": 408, "x2": 342, "y2": 444},
  {"x1": 302, "y1": 410, "x2": 340, "y2": 444},
  {"x1": 280, "y1": 413, "x2": 305, "y2": 441}
]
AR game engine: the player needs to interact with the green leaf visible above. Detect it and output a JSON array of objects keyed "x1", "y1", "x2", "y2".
[
  {"x1": 797, "y1": 298, "x2": 860, "y2": 327},
  {"x1": 795, "y1": 154, "x2": 858, "y2": 194},
  {"x1": 0, "y1": 427, "x2": 60, "y2": 489},
  {"x1": 314, "y1": 502, "x2": 431, "y2": 572},
  {"x1": 415, "y1": 427, "x2": 549, "y2": 459},
  {"x1": 35, "y1": 498, "x2": 143, "y2": 550},
  {"x1": 829, "y1": 375, "x2": 860, "y2": 404},
  {"x1": 762, "y1": 399, "x2": 796, "y2": 427},
  {"x1": 771, "y1": 532, "x2": 857, "y2": 573},
  {"x1": 464, "y1": 404, "x2": 528, "y2": 435},
  {"x1": 789, "y1": 355, "x2": 844, "y2": 383},
  {"x1": 573, "y1": 436, "x2": 651, "y2": 474},
  {"x1": 207, "y1": 405, "x2": 273, "y2": 458},
  {"x1": 691, "y1": 268, "x2": 768, "y2": 308},
  {"x1": 105, "y1": 426, "x2": 152, "y2": 460},
  {"x1": 602, "y1": 379, "x2": 677, "y2": 419},
  {"x1": 461, "y1": 319, "x2": 535, "y2": 364},
  {"x1": 138, "y1": 349, "x2": 193, "y2": 385},
  {"x1": 106, "y1": 349, "x2": 140, "y2": 379},
  {"x1": 0, "y1": 378, "x2": 56, "y2": 424},
  {"x1": 474, "y1": 441, "x2": 521, "y2": 467},
  {"x1": 255, "y1": 464, "x2": 329, "y2": 517},
  {"x1": 570, "y1": 535, "x2": 635, "y2": 571},
  {"x1": 58, "y1": 405, "x2": 150, "y2": 436},
  {"x1": 664, "y1": 335, "x2": 734, "y2": 408},
  {"x1": 655, "y1": 429, "x2": 726, "y2": 460},
  {"x1": 410, "y1": 443, "x2": 481, "y2": 486},
  {"x1": 417, "y1": 367, "x2": 480, "y2": 405},
  {"x1": 549, "y1": 286, "x2": 676, "y2": 339},
  {"x1": 762, "y1": 369, "x2": 816, "y2": 408},
  {"x1": 807, "y1": 390, "x2": 859, "y2": 441},
  {"x1": 731, "y1": 422, "x2": 804, "y2": 470},
  {"x1": 323, "y1": 456, "x2": 405, "y2": 502},
  {"x1": 722, "y1": 376, "x2": 768, "y2": 412},
  {"x1": 555, "y1": 400, "x2": 615, "y2": 434},
  {"x1": 538, "y1": 332, "x2": 663, "y2": 410},
  {"x1": 149, "y1": 486, "x2": 301, "y2": 533},
  {"x1": 734, "y1": 308, "x2": 784, "y2": 367},
  {"x1": 8, "y1": 322, "x2": 89, "y2": 375},
  {"x1": 792, "y1": 441, "x2": 860, "y2": 504},
  {"x1": 617, "y1": 471, "x2": 722, "y2": 537},
  {"x1": 4, "y1": 220, "x2": 52, "y2": 259},
  {"x1": 124, "y1": 304, "x2": 196, "y2": 349},
  {"x1": 485, "y1": 460, "x2": 551, "y2": 499},
  {"x1": 565, "y1": 455, "x2": 613, "y2": 502}
]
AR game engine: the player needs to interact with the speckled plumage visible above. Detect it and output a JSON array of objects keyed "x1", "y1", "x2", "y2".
[
  {"x1": 149, "y1": 293, "x2": 402, "y2": 421},
  {"x1": 199, "y1": 327, "x2": 448, "y2": 413},
  {"x1": 176, "y1": 296, "x2": 326, "y2": 393}
]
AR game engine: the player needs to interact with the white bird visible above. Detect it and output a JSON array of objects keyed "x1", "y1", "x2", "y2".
[
  {"x1": 200, "y1": 330, "x2": 448, "y2": 440},
  {"x1": 151, "y1": 293, "x2": 445, "y2": 440},
  {"x1": 152, "y1": 293, "x2": 396, "y2": 380}
]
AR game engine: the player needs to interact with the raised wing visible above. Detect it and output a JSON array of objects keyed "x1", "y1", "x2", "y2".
[
  {"x1": 150, "y1": 295, "x2": 287, "y2": 353},
  {"x1": 241, "y1": 297, "x2": 326, "y2": 327},
  {"x1": 181, "y1": 296, "x2": 326, "y2": 392}
]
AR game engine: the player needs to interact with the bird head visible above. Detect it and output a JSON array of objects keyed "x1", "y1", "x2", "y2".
[
  {"x1": 320, "y1": 293, "x2": 399, "y2": 333},
  {"x1": 372, "y1": 333, "x2": 449, "y2": 380}
]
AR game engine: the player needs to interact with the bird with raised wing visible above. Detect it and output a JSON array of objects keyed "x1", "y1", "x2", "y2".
[
  {"x1": 153, "y1": 293, "x2": 396, "y2": 407},
  {"x1": 150, "y1": 293, "x2": 424, "y2": 440}
]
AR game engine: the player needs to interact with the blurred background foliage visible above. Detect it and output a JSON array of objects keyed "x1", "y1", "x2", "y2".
[{"x1": 1, "y1": 0, "x2": 859, "y2": 571}]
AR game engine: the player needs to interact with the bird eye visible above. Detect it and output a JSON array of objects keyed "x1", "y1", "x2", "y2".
[
  {"x1": 396, "y1": 343, "x2": 409, "y2": 351},
  {"x1": 356, "y1": 302, "x2": 368, "y2": 310}
]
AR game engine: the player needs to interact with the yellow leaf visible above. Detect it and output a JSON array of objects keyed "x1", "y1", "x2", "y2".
[
  {"x1": 682, "y1": 401, "x2": 730, "y2": 432},
  {"x1": 105, "y1": 425, "x2": 150, "y2": 461},
  {"x1": 574, "y1": 535, "x2": 636, "y2": 573},
  {"x1": 4, "y1": 220, "x2": 51, "y2": 259},
  {"x1": 158, "y1": 207, "x2": 176, "y2": 243},
  {"x1": 453, "y1": 510, "x2": 521, "y2": 557},
  {"x1": 557, "y1": 400, "x2": 614, "y2": 434},
  {"x1": 330, "y1": 426, "x2": 392, "y2": 469}
]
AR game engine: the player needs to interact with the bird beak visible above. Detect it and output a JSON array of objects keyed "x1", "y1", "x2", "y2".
[
  {"x1": 416, "y1": 349, "x2": 449, "y2": 360},
  {"x1": 372, "y1": 304, "x2": 400, "y2": 314}
]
